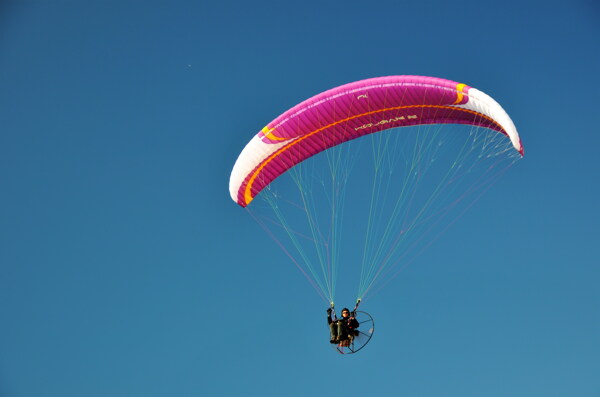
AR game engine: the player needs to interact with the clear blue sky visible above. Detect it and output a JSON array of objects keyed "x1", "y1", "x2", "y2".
[{"x1": 1, "y1": 1, "x2": 599, "y2": 396}]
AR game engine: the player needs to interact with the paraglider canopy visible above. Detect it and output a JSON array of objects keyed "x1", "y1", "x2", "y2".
[{"x1": 229, "y1": 75, "x2": 523, "y2": 208}]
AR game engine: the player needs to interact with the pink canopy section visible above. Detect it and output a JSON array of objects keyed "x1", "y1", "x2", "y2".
[{"x1": 229, "y1": 76, "x2": 523, "y2": 207}]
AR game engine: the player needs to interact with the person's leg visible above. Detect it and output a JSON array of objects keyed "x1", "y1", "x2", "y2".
[
  {"x1": 329, "y1": 322, "x2": 338, "y2": 343},
  {"x1": 336, "y1": 322, "x2": 346, "y2": 341}
]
